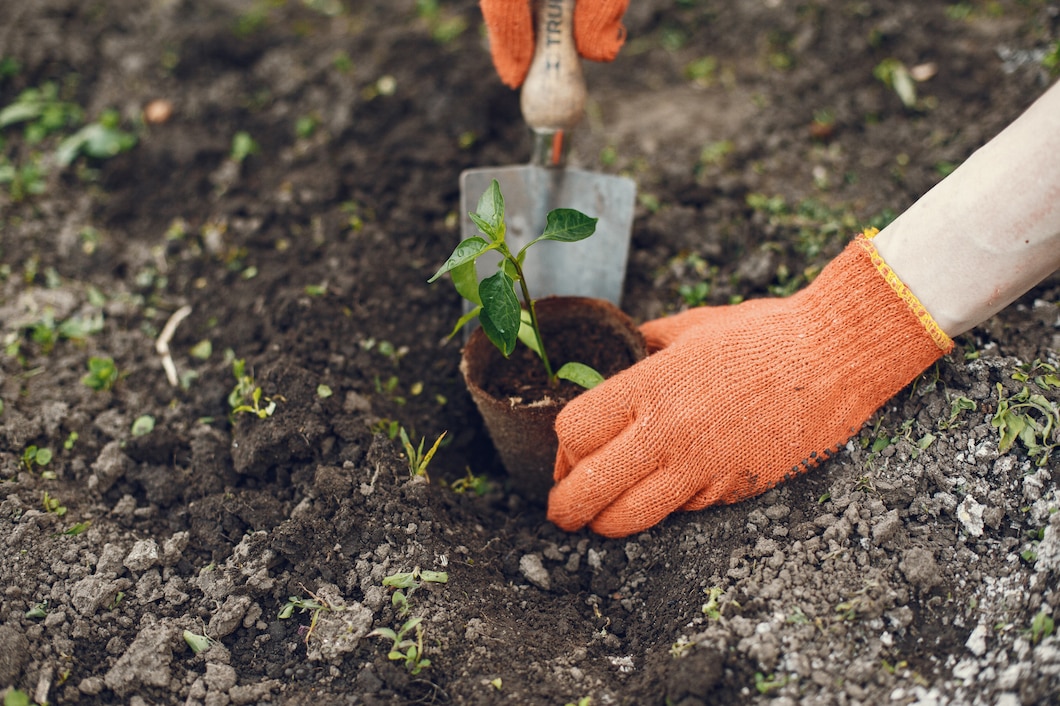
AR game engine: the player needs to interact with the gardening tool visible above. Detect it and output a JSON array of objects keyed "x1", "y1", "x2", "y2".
[{"x1": 460, "y1": 0, "x2": 636, "y2": 307}]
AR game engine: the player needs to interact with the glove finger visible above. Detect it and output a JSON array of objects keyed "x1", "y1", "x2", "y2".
[
  {"x1": 480, "y1": 0, "x2": 534, "y2": 88},
  {"x1": 588, "y1": 462, "x2": 704, "y2": 538},
  {"x1": 547, "y1": 421, "x2": 657, "y2": 532},
  {"x1": 573, "y1": 0, "x2": 629, "y2": 62},
  {"x1": 641, "y1": 307, "x2": 726, "y2": 352},
  {"x1": 552, "y1": 366, "x2": 640, "y2": 480}
]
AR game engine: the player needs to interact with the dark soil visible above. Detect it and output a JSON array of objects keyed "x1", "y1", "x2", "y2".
[{"x1": 2, "y1": 1, "x2": 1060, "y2": 705}]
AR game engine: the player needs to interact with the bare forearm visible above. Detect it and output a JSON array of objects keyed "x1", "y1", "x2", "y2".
[{"x1": 875, "y1": 80, "x2": 1060, "y2": 337}]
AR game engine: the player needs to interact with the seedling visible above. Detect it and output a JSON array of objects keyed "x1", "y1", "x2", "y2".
[
  {"x1": 183, "y1": 629, "x2": 214, "y2": 655},
  {"x1": 991, "y1": 383, "x2": 1059, "y2": 465},
  {"x1": 25, "y1": 601, "x2": 48, "y2": 619},
  {"x1": 1030, "y1": 610, "x2": 1055, "y2": 645},
  {"x1": 277, "y1": 593, "x2": 331, "y2": 646},
  {"x1": 21, "y1": 445, "x2": 52, "y2": 474},
  {"x1": 754, "y1": 672, "x2": 788, "y2": 694},
  {"x1": 128, "y1": 415, "x2": 154, "y2": 437},
  {"x1": 82, "y1": 356, "x2": 118, "y2": 391},
  {"x1": 398, "y1": 427, "x2": 447, "y2": 481},
  {"x1": 448, "y1": 467, "x2": 490, "y2": 496},
  {"x1": 229, "y1": 359, "x2": 277, "y2": 419},
  {"x1": 41, "y1": 491, "x2": 66, "y2": 516},
  {"x1": 429, "y1": 179, "x2": 603, "y2": 389},
  {"x1": 702, "y1": 586, "x2": 725, "y2": 620},
  {"x1": 382, "y1": 567, "x2": 449, "y2": 590},
  {"x1": 370, "y1": 616, "x2": 432, "y2": 675}
]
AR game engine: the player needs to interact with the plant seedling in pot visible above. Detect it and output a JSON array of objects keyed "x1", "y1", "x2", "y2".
[{"x1": 429, "y1": 179, "x2": 603, "y2": 390}]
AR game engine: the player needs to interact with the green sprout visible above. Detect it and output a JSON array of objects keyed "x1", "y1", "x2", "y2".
[
  {"x1": 82, "y1": 356, "x2": 118, "y2": 391},
  {"x1": 448, "y1": 467, "x2": 490, "y2": 496},
  {"x1": 429, "y1": 179, "x2": 603, "y2": 390},
  {"x1": 398, "y1": 427, "x2": 446, "y2": 481},
  {"x1": 131, "y1": 415, "x2": 155, "y2": 437},
  {"x1": 228, "y1": 359, "x2": 276, "y2": 419},
  {"x1": 369, "y1": 616, "x2": 432, "y2": 675},
  {"x1": 42, "y1": 491, "x2": 66, "y2": 516},
  {"x1": 230, "y1": 131, "x2": 259, "y2": 163},
  {"x1": 991, "y1": 383, "x2": 1060, "y2": 465},
  {"x1": 21, "y1": 445, "x2": 52, "y2": 474},
  {"x1": 183, "y1": 629, "x2": 214, "y2": 654},
  {"x1": 1030, "y1": 610, "x2": 1055, "y2": 645},
  {"x1": 754, "y1": 672, "x2": 788, "y2": 694}
]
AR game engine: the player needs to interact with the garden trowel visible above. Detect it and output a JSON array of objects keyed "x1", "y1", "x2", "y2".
[{"x1": 460, "y1": 0, "x2": 636, "y2": 308}]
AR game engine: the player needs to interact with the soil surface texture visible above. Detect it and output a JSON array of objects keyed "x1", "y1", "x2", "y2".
[{"x1": 2, "y1": 1, "x2": 1060, "y2": 705}]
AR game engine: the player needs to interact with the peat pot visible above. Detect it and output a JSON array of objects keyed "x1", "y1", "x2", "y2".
[{"x1": 460, "y1": 296, "x2": 647, "y2": 503}]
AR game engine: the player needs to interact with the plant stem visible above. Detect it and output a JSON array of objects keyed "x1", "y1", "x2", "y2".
[{"x1": 508, "y1": 253, "x2": 556, "y2": 384}]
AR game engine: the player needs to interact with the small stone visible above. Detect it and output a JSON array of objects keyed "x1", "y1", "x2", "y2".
[
  {"x1": 519, "y1": 554, "x2": 551, "y2": 591},
  {"x1": 965, "y1": 624, "x2": 988, "y2": 656},
  {"x1": 124, "y1": 540, "x2": 161, "y2": 573},
  {"x1": 957, "y1": 496, "x2": 984, "y2": 537}
]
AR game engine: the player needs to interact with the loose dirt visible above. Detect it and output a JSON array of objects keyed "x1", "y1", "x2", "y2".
[{"x1": 2, "y1": 1, "x2": 1060, "y2": 704}]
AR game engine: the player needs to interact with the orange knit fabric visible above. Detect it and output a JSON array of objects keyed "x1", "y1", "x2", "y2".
[
  {"x1": 480, "y1": 0, "x2": 630, "y2": 88},
  {"x1": 548, "y1": 235, "x2": 954, "y2": 538}
]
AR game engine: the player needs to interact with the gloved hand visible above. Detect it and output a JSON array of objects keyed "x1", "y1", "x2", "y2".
[
  {"x1": 480, "y1": 0, "x2": 630, "y2": 88},
  {"x1": 548, "y1": 233, "x2": 954, "y2": 538}
]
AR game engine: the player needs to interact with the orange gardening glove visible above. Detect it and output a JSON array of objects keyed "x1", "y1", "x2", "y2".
[
  {"x1": 548, "y1": 233, "x2": 954, "y2": 538},
  {"x1": 480, "y1": 0, "x2": 630, "y2": 88}
]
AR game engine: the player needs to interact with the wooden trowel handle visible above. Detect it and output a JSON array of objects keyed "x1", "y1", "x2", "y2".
[{"x1": 520, "y1": 0, "x2": 587, "y2": 135}]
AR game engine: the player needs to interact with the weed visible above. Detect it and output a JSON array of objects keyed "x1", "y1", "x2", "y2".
[
  {"x1": 701, "y1": 586, "x2": 724, "y2": 619},
  {"x1": 398, "y1": 427, "x2": 447, "y2": 481},
  {"x1": 430, "y1": 179, "x2": 603, "y2": 389},
  {"x1": 383, "y1": 567, "x2": 449, "y2": 591},
  {"x1": 416, "y1": 0, "x2": 468, "y2": 44},
  {"x1": 230, "y1": 131, "x2": 259, "y2": 163},
  {"x1": 21, "y1": 445, "x2": 52, "y2": 474},
  {"x1": 183, "y1": 629, "x2": 215, "y2": 654},
  {"x1": 873, "y1": 58, "x2": 916, "y2": 108},
  {"x1": 316, "y1": 384, "x2": 333, "y2": 399},
  {"x1": 131, "y1": 415, "x2": 155, "y2": 437},
  {"x1": 938, "y1": 395, "x2": 976, "y2": 430},
  {"x1": 54, "y1": 109, "x2": 137, "y2": 167},
  {"x1": 1030, "y1": 610, "x2": 1055, "y2": 644},
  {"x1": 370, "y1": 616, "x2": 432, "y2": 675},
  {"x1": 669, "y1": 637, "x2": 695, "y2": 658},
  {"x1": 3, "y1": 689, "x2": 31, "y2": 706},
  {"x1": 228, "y1": 359, "x2": 276, "y2": 419},
  {"x1": 448, "y1": 467, "x2": 490, "y2": 496},
  {"x1": 754, "y1": 672, "x2": 788, "y2": 694},
  {"x1": 278, "y1": 592, "x2": 331, "y2": 646},
  {"x1": 25, "y1": 601, "x2": 48, "y2": 619},
  {"x1": 42, "y1": 491, "x2": 66, "y2": 516},
  {"x1": 63, "y1": 521, "x2": 91, "y2": 536},
  {"x1": 1045, "y1": 40, "x2": 1060, "y2": 77},
  {"x1": 82, "y1": 356, "x2": 118, "y2": 391},
  {"x1": 991, "y1": 383, "x2": 1059, "y2": 465}
]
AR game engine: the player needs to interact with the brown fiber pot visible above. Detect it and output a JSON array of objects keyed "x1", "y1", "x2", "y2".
[{"x1": 459, "y1": 297, "x2": 647, "y2": 504}]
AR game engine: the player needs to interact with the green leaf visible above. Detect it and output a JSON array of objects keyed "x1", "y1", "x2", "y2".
[
  {"x1": 479, "y1": 272, "x2": 520, "y2": 357},
  {"x1": 516, "y1": 310, "x2": 541, "y2": 358},
  {"x1": 383, "y1": 572, "x2": 417, "y2": 589},
  {"x1": 450, "y1": 259, "x2": 481, "y2": 305},
  {"x1": 369, "y1": 627, "x2": 398, "y2": 641},
  {"x1": 556, "y1": 362, "x2": 604, "y2": 389},
  {"x1": 446, "y1": 305, "x2": 481, "y2": 339},
  {"x1": 520, "y1": 207, "x2": 598, "y2": 256},
  {"x1": 428, "y1": 236, "x2": 491, "y2": 283},
  {"x1": 474, "y1": 179, "x2": 505, "y2": 241},
  {"x1": 419, "y1": 570, "x2": 448, "y2": 583},
  {"x1": 538, "y1": 208, "x2": 598, "y2": 242},
  {"x1": 0, "y1": 101, "x2": 43, "y2": 128},
  {"x1": 131, "y1": 415, "x2": 155, "y2": 437}
]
